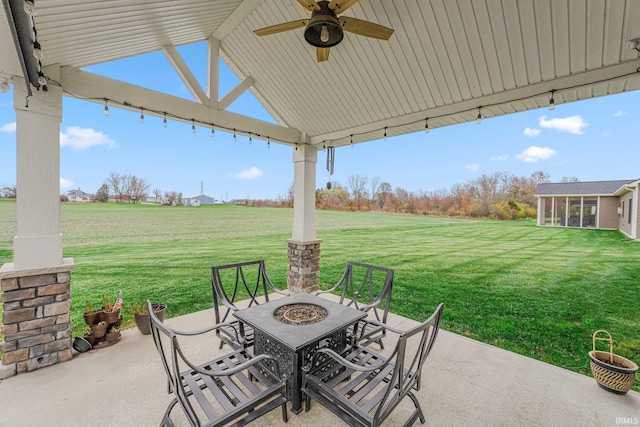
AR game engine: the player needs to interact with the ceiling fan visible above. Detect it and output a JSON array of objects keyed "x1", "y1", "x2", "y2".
[{"x1": 254, "y1": 0, "x2": 394, "y2": 62}]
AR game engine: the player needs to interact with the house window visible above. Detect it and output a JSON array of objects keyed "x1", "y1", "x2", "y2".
[
  {"x1": 629, "y1": 199, "x2": 632, "y2": 224},
  {"x1": 622, "y1": 201, "x2": 625, "y2": 217}
]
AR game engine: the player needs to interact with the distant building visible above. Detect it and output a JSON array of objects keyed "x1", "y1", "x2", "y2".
[
  {"x1": 182, "y1": 194, "x2": 215, "y2": 206},
  {"x1": 66, "y1": 188, "x2": 94, "y2": 202},
  {"x1": 534, "y1": 179, "x2": 640, "y2": 240}
]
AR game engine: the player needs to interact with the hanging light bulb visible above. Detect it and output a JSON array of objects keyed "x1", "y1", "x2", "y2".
[
  {"x1": 211, "y1": 126, "x2": 215, "y2": 138},
  {"x1": 476, "y1": 107, "x2": 482, "y2": 124},
  {"x1": 37, "y1": 72, "x2": 46, "y2": 87},
  {"x1": 139, "y1": 108, "x2": 145, "y2": 124},
  {"x1": 320, "y1": 25, "x2": 330, "y2": 43},
  {"x1": 233, "y1": 129, "x2": 237, "y2": 142},
  {"x1": 350, "y1": 134, "x2": 354, "y2": 146},
  {"x1": 103, "y1": 99, "x2": 110, "y2": 116},
  {"x1": 424, "y1": 118, "x2": 429, "y2": 134},
  {"x1": 383, "y1": 127, "x2": 387, "y2": 141},
  {"x1": 191, "y1": 119, "x2": 196, "y2": 134},
  {"x1": 267, "y1": 139, "x2": 271, "y2": 149},
  {"x1": 548, "y1": 90, "x2": 556, "y2": 111},
  {"x1": 163, "y1": 112, "x2": 167, "y2": 128},
  {"x1": 249, "y1": 133, "x2": 252, "y2": 144},
  {"x1": 0, "y1": 79, "x2": 9, "y2": 94},
  {"x1": 32, "y1": 41, "x2": 43, "y2": 60},
  {"x1": 24, "y1": 0, "x2": 37, "y2": 16}
]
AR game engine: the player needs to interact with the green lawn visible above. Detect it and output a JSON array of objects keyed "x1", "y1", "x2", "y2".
[{"x1": 1, "y1": 200, "x2": 638, "y2": 390}]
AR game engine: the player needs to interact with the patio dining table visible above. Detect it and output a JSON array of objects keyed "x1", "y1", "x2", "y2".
[{"x1": 234, "y1": 292, "x2": 367, "y2": 414}]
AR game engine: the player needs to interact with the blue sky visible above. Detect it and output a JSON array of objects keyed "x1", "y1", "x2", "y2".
[{"x1": 1, "y1": 42, "x2": 639, "y2": 200}]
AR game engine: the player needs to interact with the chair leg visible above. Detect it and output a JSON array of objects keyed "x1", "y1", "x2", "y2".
[
  {"x1": 160, "y1": 398, "x2": 178, "y2": 427},
  {"x1": 404, "y1": 391, "x2": 425, "y2": 426},
  {"x1": 281, "y1": 402, "x2": 289, "y2": 423},
  {"x1": 304, "y1": 392, "x2": 311, "y2": 412}
]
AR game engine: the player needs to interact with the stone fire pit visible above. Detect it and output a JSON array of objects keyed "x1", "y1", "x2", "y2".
[{"x1": 273, "y1": 303, "x2": 327, "y2": 325}]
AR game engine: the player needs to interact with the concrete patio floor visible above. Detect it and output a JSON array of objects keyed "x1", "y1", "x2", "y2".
[{"x1": 0, "y1": 294, "x2": 638, "y2": 427}]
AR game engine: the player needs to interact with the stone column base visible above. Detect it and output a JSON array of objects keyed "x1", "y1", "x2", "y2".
[
  {"x1": 0, "y1": 258, "x2": 75, "y2": 379},
  {"x1": 287, "y1": 240, "x2": 322, "y2": 294}
]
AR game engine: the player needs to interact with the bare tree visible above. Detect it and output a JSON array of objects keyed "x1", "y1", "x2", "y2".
[
  {"x1": 369, "y1": 176, "x2": 380, "y2": 208},
  {"x1": 153, "y1": 188, "x2": 162, "y2": 202},
  {"x1": 129, "y1": 176, "x2": 151, "y2": 204},
  {"x1": 105, "y1": 172, "x2": 124, "y2": 203},
  {"x1": 346, "y1": 174, "x2": 369, "y2": 209}
]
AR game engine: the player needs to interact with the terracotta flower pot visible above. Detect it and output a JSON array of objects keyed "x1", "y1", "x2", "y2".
[
  {"x1": 102, "y1": 308, "x2": 121, "y2": 324},
  {"x1": 83, "y1": 309, "x2": 104, "y2": 325},
  {"x1": 90, "y1": 322, "x2": 108, "y2": 338}
]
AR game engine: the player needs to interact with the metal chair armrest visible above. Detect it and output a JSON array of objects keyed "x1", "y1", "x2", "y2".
[
  {"x1": 178, "y1": 350, "x2": 283, "y2": 379},
  {"x1": 305, "y1": 347, "x2": 388, "y2": 374}
]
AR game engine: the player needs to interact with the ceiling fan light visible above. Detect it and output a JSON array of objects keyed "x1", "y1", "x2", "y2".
[{"x1": 304, "y1": 13, "x2": 343, "y2": 47}]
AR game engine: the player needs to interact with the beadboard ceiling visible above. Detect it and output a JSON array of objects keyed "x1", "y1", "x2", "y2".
[{"x1": 2, "y1": 0, "x2": 640, "y2": 147}]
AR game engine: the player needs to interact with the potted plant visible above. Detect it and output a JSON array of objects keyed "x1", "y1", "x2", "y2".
[
  {"x1": 90, "y1": 321, "x2": 108, "y2": 339},
  {"x1": 101, "y1": 294, "x2": 121, "y2": 324},
  {"x1": 589, "y1": 330, "x2": 638, "y2": 395},
  {"x1": 133, "y1": 302, "x2": 167, "y2": 335},
  {"x1": 105, "y1": 326, "x2": 120, "y2": 343},
  {"x1": 83, "y1": 301, "x2": 103, "y2": 325}
]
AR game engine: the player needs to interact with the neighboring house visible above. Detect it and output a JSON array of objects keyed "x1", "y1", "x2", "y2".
[
  {"x1": 66, "y1": 188, "x2": 94, "y2": 202},
  {"x1": 182, "y1": 194, "x2": 215, "y2": 206},
  {"x1": 534, "y1": 179, "x2": 640, "y2": 240}
]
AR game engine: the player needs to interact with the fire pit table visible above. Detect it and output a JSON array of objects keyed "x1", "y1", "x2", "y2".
[{"x1": 234, "y1": 292, "x2": 366, "y2": 414}]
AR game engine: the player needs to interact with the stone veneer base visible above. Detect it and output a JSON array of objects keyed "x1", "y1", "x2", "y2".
[
  {"x1": 0, "y1": 258, "x2": 75, "y2": 379},
  {"x1": 287, "y1": 240, "x2": 321, "y2": 294}
]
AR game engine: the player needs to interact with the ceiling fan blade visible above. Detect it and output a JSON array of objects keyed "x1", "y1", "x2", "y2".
[
  {"x1": 317, "y1": 47, "x2": 330, "y2": 62},
  {"x1": 254, "y1": 19, "x2": 309, "y2": 36},
  {"x1": 298, "y1": 0, "x2": 320, "y2": 11},
  {"x1": 329, "y1": 0, "x2": 360, "y2": 14},
  {"x1": 339, "y1": 17, "x2": 394, "y2": 40}
]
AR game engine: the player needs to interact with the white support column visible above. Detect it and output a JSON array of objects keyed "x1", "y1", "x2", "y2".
[
  {"x1": 288, "y1": 144, "x2": 321, "y2": 293},
  {"x1": 12, "y1": 69, "x2": 63, "y2": 269},
  {"x1": 291, "y1": 145, "x2": 317, "y2": 241}
]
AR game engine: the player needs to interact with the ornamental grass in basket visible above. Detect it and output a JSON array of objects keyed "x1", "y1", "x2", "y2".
[{"x1": 588, "y1": 330, "x2": 638, "y2": 395}]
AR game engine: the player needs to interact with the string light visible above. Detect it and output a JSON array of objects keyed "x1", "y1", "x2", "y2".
[
  {"x1": 103, "y1": 99, "x2": 110, "y2": 116},
  {"x1": 233, "y1": 129, "x2": 236, "y2": 142},
  {"x1": 163, "y1": 112, "x2": 167, "y2": 128},
  {"x1": 249, "y1": 133, "x2": 252, "y2": 144},
  {"x1": 350, "y1": 134, "x2": 354, "y2": 146},
  {"x1": 23, "y1": 0, "x2": 37, "y2": 16},
  {"x1": 383, "y1": 127, "x2": 387, "y2": 141},
  {"x1": 424, "y1": 118, "x2": 429, "y2": 134},
  {"x1": 476, "y1": 107, "x2": 482, "y2": 124},
  {"x1": 139, "y1": 108, "x2": 145, "y2": 124},
  {"x1": 191, "y1": 119, "x2": 196, "y2": 133},
  {"x1": 267, "y1": 137, "x2": 270, "y2": 149},
  {"x1": 211, "y1": 126, "x2": 215, "y2": 138},
  {"x1": 548, "y1": 90, "x2": 556, "y2": 111},
  {"x1": 32, "y1": 41, "x2": 43, "y2": 60}
]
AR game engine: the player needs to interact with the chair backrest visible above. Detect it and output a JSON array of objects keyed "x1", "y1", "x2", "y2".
[
  {"x1": 211, "y1": 260, "x2": 286, "y2": 323},
  {"x1": 146, "y1": 300, "x2": 200, "y2": 425},
  {"x1": 325, "y1": 261, "x2": 394, "y2": 322},
  {"x1": 376, "y1": 303, "x2": 444, "y2": 422}
]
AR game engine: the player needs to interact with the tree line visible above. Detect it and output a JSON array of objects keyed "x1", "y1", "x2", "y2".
[{"x1": 312, "y1": 171, "x2": 552, "y2": 220}]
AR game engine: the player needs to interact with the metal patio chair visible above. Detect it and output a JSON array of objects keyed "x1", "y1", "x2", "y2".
[
  {"x1": 302, "y1": 303, "x2": 444, "y2": 427},
  {"x1": 211, "y1": 260, "x2": 289, "y2": 349},
  {"x1": 316, "y1": 261, "x2": 394, "y2": 348},
  {"x1": 147, "y1": 301, "x2": 288, "y2": 427}
]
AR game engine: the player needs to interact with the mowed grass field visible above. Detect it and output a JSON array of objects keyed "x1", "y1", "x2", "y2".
[{"x1": 1, "y1": 199, "x2": 638, "y2": 390}]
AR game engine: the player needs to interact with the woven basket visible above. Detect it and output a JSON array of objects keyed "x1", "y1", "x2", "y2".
[{"x1": 588, "y1": 330, "x2": 638, "y2": 395}]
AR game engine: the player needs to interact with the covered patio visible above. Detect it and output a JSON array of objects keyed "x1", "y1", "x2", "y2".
[
  {"x1": 0, "y1": 293, "x2": 638, "y2": 426},
  {"x1": 1, "y1": 0, "x2": 640, "y2": 423}
]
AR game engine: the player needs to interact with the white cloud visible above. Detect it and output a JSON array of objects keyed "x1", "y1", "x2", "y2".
[
  {"x1": 515, "y1": 146, "x2": 557, "y2": 163},
  {"x1": 491, "y1": 154, "x2": 509, "y2": 161},
  {"x1": 60, "y1": 177, "x2": 75, "y2": 190},
  {"x1": 539, "y1": 115, "x2": 588, "y2": 135},
  {"x1": 523, "y1": 127, "x2": 540, "y2": 137},
  {"x1": 1, "y1": 122, "x2": 16, "y2": 133},
  {"x1": 613, "y1": 110, "x2": 626, "y2": 117},
  {"x1": 231, "y1": 167, "x2": 263, "y2": 181},
  {"x1": 465, "y1": 164, "x2": 479, "y2": 172},
  {"x1": 60, "y1": 126, "x2": 116, "y2": 149}
]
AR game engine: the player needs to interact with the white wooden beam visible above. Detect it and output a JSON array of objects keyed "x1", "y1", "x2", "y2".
[
  {"x1": 309, "y1": 58, "x2": 640, "y2": 145},
  {"x1": 218, "y1": 76, "x2": 255, "y2": 110},
  {"x1": 161, "y1": 44, "x2": 209, "y2": 105},
  {"x1": 207, "y1": 37, "x2": 220, "y2": 108},
  {"x1": 60, "y1": 68, "x2": 301, "y2": 144},
  {"x1": 212, "y1": 0, "x2": 262, "y2": 40}
]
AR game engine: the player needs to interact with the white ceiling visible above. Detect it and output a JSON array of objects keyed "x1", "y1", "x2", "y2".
[{"x1": 2, "y1": 0, "x2": 640, "y2": 148}]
